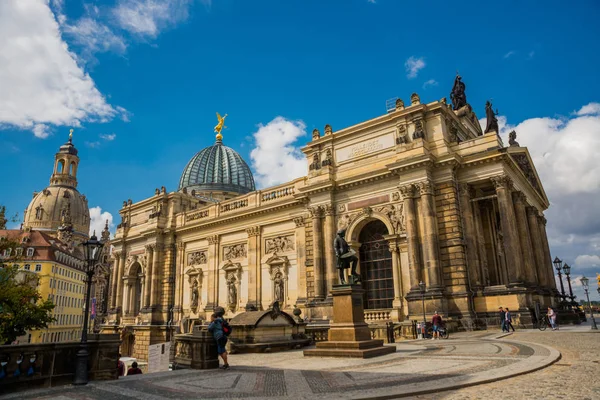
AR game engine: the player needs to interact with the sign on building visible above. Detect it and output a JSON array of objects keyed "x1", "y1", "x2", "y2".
[{"x1": 147, "y1": 342, "x2": 171, "y2": 373}]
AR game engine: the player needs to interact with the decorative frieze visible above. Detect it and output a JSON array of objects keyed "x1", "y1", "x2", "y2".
[
  {"x1": 265, "y1": 235, "x2": 295, "y2": 254},
  {"x1": 187, "y1": 251, "x2": 207, "y2": 266},
  {"x1": 186, "y1": 209, "x2": 208, "y2": 222},
  {"x1": 376, "y1": 204, "x2": 405, "y2": 233},
  {"x1": 223, "y1": 243, "x2": 247, "y2": 260}
]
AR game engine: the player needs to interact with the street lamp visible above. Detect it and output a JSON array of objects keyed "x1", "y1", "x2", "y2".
[
  {"x1": 553, "y1": 257, "x2": 567, "y2": 304},
  {"x1": 418, "y1": 281, "x2": 426, "y2": 336},
  {"x1": 74, "y1": 233, "x2": 103, "y2": 385},
  {"x1": 562, "y1": 263, "x2": 577, "y2": 306},
  {"x1": 580, "y1": 276, "x2": 598, "y2": 330}
]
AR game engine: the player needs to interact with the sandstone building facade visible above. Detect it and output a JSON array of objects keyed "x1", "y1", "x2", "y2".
[{"x1": 104, "y1": 88, "x2": 557, "y2": 360}]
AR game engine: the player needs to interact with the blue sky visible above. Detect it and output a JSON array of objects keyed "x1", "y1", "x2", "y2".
[{"x1": 1, "y1": 0, "x2": 599, "y2": 299}]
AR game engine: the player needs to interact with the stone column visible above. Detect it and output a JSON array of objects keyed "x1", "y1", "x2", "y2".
[
  {"x1": 150, "y1": 244, "x2": 161, "y2": 307},
  {"x1": 473, "y1": 203, "x2": 490, "y2": 286},
  {"x1": 205, "y1": 235, "x2": 219, "y2": 310},
  {"x1": 324, "y1": 204, "x2": 337, "y2": 296},
  {"x1": 400, "y1": 184, "x2": 421, "y2": 291},
  {"x1": 491, "y1": 175, "x2": 525, "y2": 286},
  {"x1": 294, "y1": 216, "x2": 308, "y2": 304},
  {"x1": 115, "y1": 252, "x2": 126, "y2": 310},
  {"x1": 310, "y1": 206, "x2": 325, "y2": 300},
  {"x1": 513, "y1": 192, "x2": 538, "y2": 285},
  {"x1": 538, "y1": 215, "x2": 555, "y2": 290},
  {"x1": 143, "y1": 245, "x2": 154, "y2": 308},
  {"x1": 386, "y1": 238, "x2": 403, "y2": 308},
  {"x1": 459, "y1": 184, "x2": 482, "y2": 288},
  {"x1": 245, "y1": 226, "x2": 261, "y2": 310},
  {"x1": 527, "y1": 206, "x2": 548, "y2": 288},
  {"x1": 418, "y1": 181, "x2": 442, "y2": 290},
  {"x1": 174, "y1": 241, "x2": 185, "y2": 317},
  {"x1": 110, "y1": 251, "x2": 121, "y2": 309},
  {"x1": 123, "y1": 281, "x2": 132, "y2": 315}
]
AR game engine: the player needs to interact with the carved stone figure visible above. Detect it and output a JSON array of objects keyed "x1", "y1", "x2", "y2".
[
  {"x1": 309, "y1": 153, "x2": 321, "y2": 171},
  {"x1": 333, "y1": 229, "x2": 360, "y2": 285},
  {"x1": 395, "y1": 98, "x2": 405, "y2": 110},
  {"x1": 312, "y1": 128, "x2": 320, "y2": 140},
  {"x1": 396, "y1": 124, "x2": 408, "y2": 144},
  {"x1": 508, "y1": 130, "x2": 519, "y2": 147},
  {"x1": 484, "y1": 101, "x2": 499, "y2": 133},
  {"x1": 187, "y1": 251, "x2": 207, "y2": 265},
  {"x1": 450, "y1": 73, "x2": 467, "y2": 110},
  {"x1": 35, "y1": 204, "x2": 44, "y2": 220},
  {"x1": 274, "y1": 272, "x2": 284, "y2": 302},
  {"x1": 387, "y1": 204, "x2": 405, "y2": 233},
  {"x1": 223, "y1": 244, "x2": 247, "y2": 260},
  {"x1": 410, "y1": 93, "x2": 421, "y2": 105},
  {"x1": 413, "y1": 120, "x2": 425, "y2": 139},
  {"x1": 324, "y1": 124, "x2": 332, "y2": 135},
  {"x1": 190, "y1": 280, "x2": 199, "y2": 309},
  {"x1": 265, "y1": 235, "x2": 294, "y2": 254},
  {"x1": 321, "y1": 149, "x2": 332, "y2": 167},
  {"x1": 227, "y1": 279, "x2": 237, "y2": 306}
]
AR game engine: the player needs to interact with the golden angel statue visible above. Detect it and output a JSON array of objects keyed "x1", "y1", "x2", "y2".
[{"x1": 214, "y1": 112, "x2": 228, "y2": 135}]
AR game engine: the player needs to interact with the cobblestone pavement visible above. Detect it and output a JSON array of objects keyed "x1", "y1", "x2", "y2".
[
  {"x1": 415, "y1": 328, "x2": 600, "y2": 400},
  {"x1": 0, "y1": 335, "x2": 560, "y2": 400}
]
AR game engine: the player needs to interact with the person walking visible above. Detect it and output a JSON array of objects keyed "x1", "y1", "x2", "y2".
[
  {"x1": 127, "y1": 361, "x2": 143, "y2": 375},
  {"x1": 208, "y1": 313, "x2": 230, "y2": 369},
  {"x1": 505, "y1": 308, "x2": 515, "y2": 332},
  {"x1": 547, "y1": 307, "x2": 558, "y2": 330},
  {"x1": 431, "y1": 311, "x2": 443, "y2": 340},
  {"x1": 498, "y1": 307, "x2": 508, "y2": 332}
]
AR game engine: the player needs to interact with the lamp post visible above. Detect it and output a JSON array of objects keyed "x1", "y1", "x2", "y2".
[
  {"x1": 580, "y1": 276, "x2": 598, "y2": 330},
  {"x1": 553, "y1": 257, "x2": 567, "y2": 305},
  {"x1": 74, "y1": 233, "x2": 103, "y2": 385},
  {"x1": 562, "y1": 264, "x2": 576, "y2": 306},
  {"x1": 418, "y1": 281, "x2": 426, "y2": 337}
]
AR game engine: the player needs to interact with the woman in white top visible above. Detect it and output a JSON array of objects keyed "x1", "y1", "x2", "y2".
[{"x1": 547, "y1": 307, "x2": 558, "y2": 330}]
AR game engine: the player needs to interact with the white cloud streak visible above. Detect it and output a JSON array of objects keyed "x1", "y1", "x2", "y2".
[
  {"x1": 423, "y1": 79, "x2": 438, "y2": 89},
  {"x1": 0, "y1": 0, "x2": 123, "y2": 137},
  {"x1": 503, "y1": 50, "x2": 516, "y2": 59},
  {"x1": 405, "y1": 56, "x2": 425, "y2": 79},
  {"x1": 100, "y1": 133, "x2": 117, "y2": 141},
  {"x1": 249, "y1": 117, "x2": 308, "y2": 188},
  {"x1": 113, "y1": 0, "x2": 193, "y2": 38}
]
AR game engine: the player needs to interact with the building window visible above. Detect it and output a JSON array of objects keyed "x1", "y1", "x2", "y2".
[
  {"x1": 2, "y1": 248, "x2": 11, "y2": 257},
  {"x1": 35, "y1": 264, "x2": 42, "y2": 272},
  {"x1": 24, "y1": 264, "x2": 31, "y2": 271},
  {"x1": 359, "y1": 220, "x2": 394, "y2": 310},
  {"x1": 16, "y1": 248, "x2": 23, "y2": 257},
  {"x1": 26, "y1": 248, "x2": 34, "y2": 257}
]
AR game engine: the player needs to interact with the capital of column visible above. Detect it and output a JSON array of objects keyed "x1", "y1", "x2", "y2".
[
  {"x1": 387, "y1": 241, "x2": 400, "y2": 253},
  {"x1": 113, "y1": 251, "x2": 121, "y2": 259},
  {"x1": 526, "y1": 205, "x2": 540, "y2": 217},
  {"x1": 399, "y1": 183, "x2": 416, "y2": 199},
  {"x1": 324, "y1": 204, "x2": 335, "y2": 216},
  {"x1": 458, "y1": 183, "x2": 475, "y2": 198},
  {"x1": 207, "y1": 235, "x2": 219, "y2": 245},
  {"x1": 308, "y1": 205, "x2": 324, "y2": 219},
  {"x1": 145, "y1": 243, "x2": 155, "y2": 252},
  {"x1": 538, "y1": 215, "x2": 547, "y2": 226},
  {"x1": 245, "y1": 226, "x2": 261, "y2": 237},
  {"x1": 417, "y1": 180, "x2": 434, "y2": 196},
  {"x1": 512, "y1": 190, "x2": 527, "y2": 204},
  {"x1": 293, "y1": 216, "x2": 305, "y2": 227},
  {"x1": 177, "y1": 241, "x2": 185, "y2": 250},
  {"x1": 491, "y1": 175, "x2": 513, "y2": 191}
]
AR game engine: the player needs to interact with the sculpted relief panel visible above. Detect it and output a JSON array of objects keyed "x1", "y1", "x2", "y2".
[
  {"x1": 187, "y1": 251, "x2": 207, "y2": 266},
  {"x1": 265, "y1": 235, "x2": 295, "y2": 254},
  {"x1": 223, "y1": 243, "x2": 247, "y2": 260}
]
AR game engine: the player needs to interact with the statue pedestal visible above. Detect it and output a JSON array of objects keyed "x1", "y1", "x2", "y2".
[{"x1": 304, "y1": 284, "x2": 396, "y2": 358}]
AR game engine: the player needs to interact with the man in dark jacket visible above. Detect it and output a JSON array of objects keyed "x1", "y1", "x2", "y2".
[{"x1": 499, "y1": 307, "x2": 508, "y2": 332}]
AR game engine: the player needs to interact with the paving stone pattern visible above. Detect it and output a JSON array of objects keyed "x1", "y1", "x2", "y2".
[{"x1": 0, "y1": 335, "x2": 563, "y2": 400}]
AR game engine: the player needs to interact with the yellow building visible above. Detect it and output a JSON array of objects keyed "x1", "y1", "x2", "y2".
[{"x1": 0, "y1": 132, "x2": 111, "y2": 343}]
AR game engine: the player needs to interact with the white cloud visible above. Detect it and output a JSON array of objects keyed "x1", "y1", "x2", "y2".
[
  {"x1": 422, "y1": 79, "x2": 438, "y2": 89},
  {"x1": 405, "y1": 56, "x2": 425, "y2": 79},
  {"x1": 249, "y1": 117, "x2": 308, "y2": 188},
  {"x1": 62, "y1": 17, "x2": 127, "y2": 58},
  {"x1": 85, "y1": 141, "x2": 101, "y2": 148},
  {"x1": 113, "y1": 0, "x2": 193, "y2": 38},
  {"x1": 100, "y1": 133, "x2": 117, "y2": 141},
  {"x1": 503, "y1": 50, "x2": 516, "y2": 59},
  {"x1": 89, "y1": 206, "x2": 113, "y2": 237},
  {"x1": 576, "y1": 102, "x2": 600, "y2": 116},
  {"x1": 0, "y1": 0, "x2": 123, "y2": 137},
  {"x1": 575, "y1": 255, "x2": 600, "y2": 269}
]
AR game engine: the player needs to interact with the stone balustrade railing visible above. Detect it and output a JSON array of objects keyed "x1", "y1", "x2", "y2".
[
  {"x1": 364, "y1": 309, "x2": 392, "y2": 323},
  {"x1": 261, "y1": 185, "x2": 296, "y2": 202}
]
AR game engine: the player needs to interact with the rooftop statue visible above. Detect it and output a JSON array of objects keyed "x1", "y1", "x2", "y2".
[
  {"x1": 484, "y1": 101, "x2": 499, "y2": 133},
  {"x1": 333, "y1": 229, "x2": 360, "y2": 285},
  {"x1": 450, "y1": 73, "x2": 467, "y2": 110},
  {"x1": 214, "y1": 112, "x2": 228, "y2": 138}
]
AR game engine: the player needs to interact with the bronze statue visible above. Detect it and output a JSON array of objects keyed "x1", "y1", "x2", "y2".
[
  {"x1": 508, "y1": 130, "x2": 519, "y2": 147},
  {"x1": 450, "y1": 73, "x2": 467, "y2": 110},
  {"x1": 484, "y1": 101, "x2": 499, "y2": 133},
  {"x1": 333, "y1": 229, "x2": 360, "y2": 284}
]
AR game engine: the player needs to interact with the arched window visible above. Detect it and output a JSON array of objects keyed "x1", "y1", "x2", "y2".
[
  {"x1": 57, "y1": 159, "x2": 65, "y2": 173},
  {"x1": 359, "y1": 220, "x2": 394, "y2": 310},
  {"x1": 69, "y1": 162, "x2": 76, "y2": 176}
]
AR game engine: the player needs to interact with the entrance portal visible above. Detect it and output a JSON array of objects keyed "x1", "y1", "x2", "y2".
[{"x1": 358, "y1": 220, "x2": 393, "y2": 310}]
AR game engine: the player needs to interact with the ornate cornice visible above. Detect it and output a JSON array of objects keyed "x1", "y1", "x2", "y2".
[{"x1": 245, "y1": 226, "x2": 261, "y2": 237}]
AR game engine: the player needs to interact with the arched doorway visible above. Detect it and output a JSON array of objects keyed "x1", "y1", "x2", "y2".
[
  {"x1": 127, "y1": 263, "x2": 143, "y2": 316},
  {"x1": 359, "y1": 220, "x2": 393, "y2": 310}
]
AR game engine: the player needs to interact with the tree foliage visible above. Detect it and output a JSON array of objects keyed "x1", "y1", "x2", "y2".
[{"x1": 0, "y1": 265, "x2": 55, "y2": 344}]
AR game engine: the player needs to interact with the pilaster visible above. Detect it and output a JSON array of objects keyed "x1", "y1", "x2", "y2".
[
  {"x1": 309, "y1": 206, "x2": 325, "y2": 300},
  {"x1": 458, "y1": 184, "x2": 482, "y2": 288},
  {"x1": 204, "y1": 235, "x2": 220, "y2": 311},
  {"x1": 245, "y1": 226, "x2": 262, "y2": 310},
  {"x1": 399, "y1": 184, "x2": 421, "y2": 292},
  {"x1": 324, "y1": 204, "x2": 337, "y2": 297},
  {"x1": 294, "y1": 216, "x2": 308, "y2": 305},
  {"x1": 143, "y1": 244, "x2": 155, "y2": 308},
  {"x1": 513, "y1": 192, "x2": 537, "y2": 285},
  {"x1": 527, "y1": 206, "x2": 548, "y2": 288},
  {"x1": 418, "y1": 180, "x2": 442, "y2": 291}
]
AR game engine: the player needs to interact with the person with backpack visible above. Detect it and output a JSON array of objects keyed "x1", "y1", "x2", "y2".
[{"x1": 208, "y1": 312, "x2": 230, "y2": 369}]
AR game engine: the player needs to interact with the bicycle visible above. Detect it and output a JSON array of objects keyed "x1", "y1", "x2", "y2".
[
  {"x1": 536, "y1": 315, "x2": 549, "y2": 331},
  {"x1": 426, "y1": 323, "x2": 449, "y2": 339}
]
